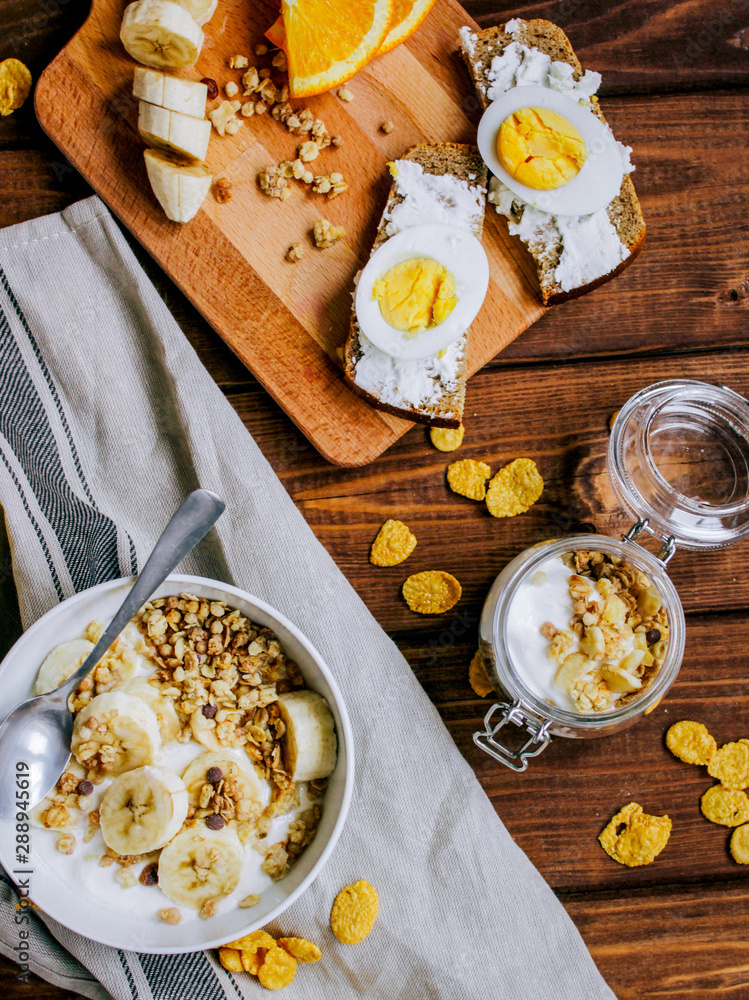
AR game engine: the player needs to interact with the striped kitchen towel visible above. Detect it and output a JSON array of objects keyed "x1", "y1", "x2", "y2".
[{"x1": 0, "y1": 196, "x2": 616, "y2": 1000}]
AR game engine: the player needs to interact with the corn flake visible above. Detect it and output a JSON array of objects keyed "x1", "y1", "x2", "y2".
[
  {"x1": 218, "y1": 947, "x2": 243, "y2": 973},
  {"x1": 468, "y1": 650, "x2": 493, "y2": 697},
  {"x1": 224, "y1": 929, "x2": 276, "y2": 952},
  {"x1": 0, "y1": 59, "x2": 32, "y2": 116},
  {"x1": 402, "y1": 570, "x2": 461, "y2": 614},
  {"x1": 240, "y1": 951, "x2": 265, "y2": 975},
  {"x1": 700, "y1": 785, "x2": 749, "y2": 827},
  {"x1": 370, "y1": 519, "x2": 417, "y2": 567},
  {"x1": 430, "y1": 423, "x2": 464, "y2": 452},
  {"x1": 277, "y1": 937, "x2": 322, "y2": 962},
  {"x1": 447, "y1": 459, "x2": 491, "y2": 501},
  {"x1": 730, "y1": 823, "x2": 749, "y2": 864},
  {"x1": 258, "y1": 945, "x2": 297, "y2": 989},
  {"x1": 485, "y1": 458, "x2": 543, "y2": 518},
  {"x1": 666, "y1": 720, "x2": 717, "y2": 766},
  {"x1": 598, "y1": 801, "x2": 672, "y2": 867},
  {"x1": 330, "y1": 879, "x2": 379, "y2": 944},
  {"x1": 707, "y1": 739, "x2": 749, "y2": 790}
]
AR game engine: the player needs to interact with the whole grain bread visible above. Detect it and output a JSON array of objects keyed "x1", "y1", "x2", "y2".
[
  {"x1": 460, "y1": 19, "x2": 645, "y2": 305},
  {"x1": 343, "y1": 143, "x2": 488, "y2": 428}
]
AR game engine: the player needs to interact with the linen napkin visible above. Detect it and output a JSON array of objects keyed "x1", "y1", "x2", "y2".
[{"x1": 0, "y1": 196, "x2": 616, "y2": 1000}]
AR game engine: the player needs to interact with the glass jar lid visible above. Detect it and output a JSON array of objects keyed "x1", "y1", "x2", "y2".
[{"x1": 608, "y1": 380, "x2": 749, "y2": 551}]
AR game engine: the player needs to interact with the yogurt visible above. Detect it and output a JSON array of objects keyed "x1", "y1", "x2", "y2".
[{"x1": 31, "y1": 622, "x2": 321, "y2": 925}]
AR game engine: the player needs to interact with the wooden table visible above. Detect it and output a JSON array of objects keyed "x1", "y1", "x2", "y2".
[{"x1": 1, "y1": 1, "x2": 748, "y2": 996}]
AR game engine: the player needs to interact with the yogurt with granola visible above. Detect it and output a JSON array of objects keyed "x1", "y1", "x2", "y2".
[
  {"x1": 31, "y1": 594, "x2": 337, "y2": 925},
  {"x1": 506, "y1": 549, "x2": 669, "y2": 713}
]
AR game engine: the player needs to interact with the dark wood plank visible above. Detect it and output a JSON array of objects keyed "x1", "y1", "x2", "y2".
[
  {"x1": 564, "y1": 883, "x2": 749, "y2": 999},
  {"x1": 467, "y1": 0, "x2": 749, "y2": 94}
]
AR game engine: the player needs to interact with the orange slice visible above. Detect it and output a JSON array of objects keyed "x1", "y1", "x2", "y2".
[
  {"x1": 265, "y1": 15, "x2": 286, "y2": 49},
  {"x1": 281, "y1": 0, "x2": 393, "y2": 97},
  {"x1": 378, "y1": 0, "x2": 437, "y2": 54}
]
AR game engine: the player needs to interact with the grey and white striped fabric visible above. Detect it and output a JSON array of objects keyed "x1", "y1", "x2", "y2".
[{"x1": 0, "y1": 196, "x2": 616, "y2": 1000}]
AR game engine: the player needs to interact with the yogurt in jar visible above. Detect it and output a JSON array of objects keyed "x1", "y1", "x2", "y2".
[{"x1": 505, "y1": 549, "x2": 668, "y2": 714}]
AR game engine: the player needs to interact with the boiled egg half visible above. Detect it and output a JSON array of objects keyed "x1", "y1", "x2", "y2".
[
  {"x1": 355, "y1": 223, "x2": 489, "y2": 361},
  {"x1": 477, "y1": 84, "x2": 624, "y2": 216}
]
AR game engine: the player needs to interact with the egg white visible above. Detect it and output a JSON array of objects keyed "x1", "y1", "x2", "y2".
[
  {"x1": 355, "y1": 223, "x2": 490, "y2": 361},
  {"x1": 476, "y1": 84, "x2": 624, "y2": 217}
]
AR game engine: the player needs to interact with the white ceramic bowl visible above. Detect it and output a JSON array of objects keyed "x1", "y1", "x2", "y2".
[{"x1": 0, "y1": 574, "x2": 354, "y2": 953}]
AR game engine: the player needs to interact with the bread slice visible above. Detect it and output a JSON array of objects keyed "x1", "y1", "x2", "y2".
[
  {"x1": 343, "y1": 143, "x2": 488, "y2": 428},
  {"x1": 459, "y1": 18, "x2": 645, "y2": 305}
]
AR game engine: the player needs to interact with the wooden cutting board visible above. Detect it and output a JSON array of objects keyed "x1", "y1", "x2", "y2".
[{"x1": 35, "y1": 0, "x2": 545, "y2": 466}]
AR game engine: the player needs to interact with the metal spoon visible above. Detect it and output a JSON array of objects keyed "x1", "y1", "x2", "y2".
[{"x1": 0, "y1": 488, "x2": 225, "y2": 817}]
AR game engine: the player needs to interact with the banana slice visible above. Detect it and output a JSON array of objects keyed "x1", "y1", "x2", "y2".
[
  {"x1": 182, "y1": 751, "x2": 263, "y2": 814},
  {"x1": 158, "y1": 826, "x2": 243, "y2": 908},
  {"x1": 120, "y1": 0, "x2": 203, "y2": 70},
  {"x1": 100, "y1": 765, "x2": 188, "y2": 855},
  {"x1": 71, "y1": 691, "x2": 162, "y2": 777},
  {"x1": 114, "y1": 676, "x2": 181, "y2": 742},
  {"x1": 277, "y1": 690, "x2": 337, "y2": 782},
  {"x1": 189, "y1": 706, "x2": 223, "y2": 750},
  {"x1": 34, "y1": 638, "x2": 94, "y2": 695},
  {"x1": 133, "y1": 67, "x2": 207, "y2": 118},
  {"x1": 144, "y1": 148, "x2": 212, "y2": 223},
  {"x1": 138, "y1": 101, "x2": 210, "y2": 161},
  {"x1": 165, "y1": 0, "x2": 217, "y2": 27}
]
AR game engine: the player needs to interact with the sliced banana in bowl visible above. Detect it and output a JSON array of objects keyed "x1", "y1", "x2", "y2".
[
  {"x1": 114, "y1": 676, "x2": 181, "y2": 742},
  {"x1": 100, "y1": 765, "x2": 189, "y2": 855},
  {"x1": 158, "y1": 826, "x2": 244, "y2": 908},
  {"x1": 71, "y1": 690, "x2": 162, "y2": 777},
  {"x1": 34, "y1": 638, "x2": 95, "y2": 695},
  {"x1": 182, "y1": 751, "x2": 263, "y2": 816},
  {"x1": 277, "y1": 690, "x2": 338, "y2": 783}
]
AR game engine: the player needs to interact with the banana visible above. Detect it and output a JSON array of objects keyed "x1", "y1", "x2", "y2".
[
  {"x1": 120, "y1": 0, "x2": 203, "y2": 70},
  {"x1": 277, "y1": 690, "x2": 337, "y2": 782},
  {"x1": 71, "y1": 691, "x2": 162, "y2": 777},
  {"x1": 34, "y1": 638, "x2": 94, "y2": 695},
  {"x1": 133, "y1": 67, "x2": 207, "y2": 118},
  {"x1": 114, "y1": 676, "x2": 181, "y2": 742},
  {"x1": 99, "y1": 765, "x2": 188, "y2": 855},
  {"x1": 138, "y1": 101, "x2": 210, "y2": 161},
  {"x1": 164, "y1": 0, "x2": 217, "y2": 28},
  {"x1": 144, "y1": 148, "x2": 212, "y2": 223},
  {"x1": 158, "y1": 826, "x2": 243, "y2": 908},
  {"x1": 189, "y1": 706, "x2": 223, "y2": 750},
  {"x1": 181, "y1": 751, "x2": 263, "y2": 815}
]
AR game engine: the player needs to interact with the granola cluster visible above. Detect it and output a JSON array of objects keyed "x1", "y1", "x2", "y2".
[
  {"x1": 257, "y1": 804, "x2": 322, "y2": 881},
  {"x1": 544, "y1": 550, "x2": 669, "y2": 713},
  {"x1": 38, "y1": 766, "x2": 94, "y2": 832},
  {"x1": 134, "y1": 595, "x2": 302, "y2": 783}
]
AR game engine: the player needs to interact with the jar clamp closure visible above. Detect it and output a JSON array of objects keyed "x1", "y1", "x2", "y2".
[{"x1": 475, "y1": 381, "x2": 749, "y2": 771}]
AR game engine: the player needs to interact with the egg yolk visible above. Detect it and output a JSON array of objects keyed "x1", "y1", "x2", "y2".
[
  {"x1": 497, "y1": 106, "x2": 586, "y2": 190},
  {"x1": 372, "y1": 257, "x2": 457, "y2": 336}
]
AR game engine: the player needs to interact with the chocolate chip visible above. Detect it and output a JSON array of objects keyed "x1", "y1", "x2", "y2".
[
  {"x1": 205, "y1": 813, "x2": 225, "y2": 830},
  {"x1": 646, "y1": 628, "x2": 662, "y2": 645},
  {"x1": 201, "y1": 77, "x2": 219, "y2": 100},
  {"x1": 206, "y1": 766, "x2": 223, "y2": 785},
  {"x1": 139, "y1": 863, "x2": 159, "y2": 886},
  {"x1": 76, "y1": 779, "x2": 94, "y2": 797},
  {"x1": 202, "y1": 703, "x2": 217, "y2": 719}
]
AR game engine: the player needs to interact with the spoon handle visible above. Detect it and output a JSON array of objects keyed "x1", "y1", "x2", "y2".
[{"x1": 58, "y1": 489, "x2": 225, "y2": 699}]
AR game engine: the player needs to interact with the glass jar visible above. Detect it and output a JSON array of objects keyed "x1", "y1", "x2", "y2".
[{"x1": 475, "y1": 380, "x2": 749, "y2": 771}]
